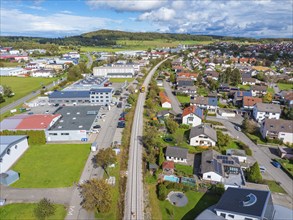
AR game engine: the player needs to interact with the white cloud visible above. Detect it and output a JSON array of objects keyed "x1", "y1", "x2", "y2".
[
  {"x1": 139, "y1": 7, "x2": 176, "y2": 21},
  {"x1": 27, "y1": 5, "x2": 45, "y2": 10},
  {"x1": 0, "y1": 8, "x2": 121, "y2": 36},
  {"x1": 86, "y1": 0, "x2": 166, "y2": 11}
]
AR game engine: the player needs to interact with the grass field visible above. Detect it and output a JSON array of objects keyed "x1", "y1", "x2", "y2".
[
  {"x1": 0, "y1": 61, "x2": 23, "y2": 67},
  {"x1": 148, "y1": 185, "x2": 220, "y2": 220},
  {"x1": 109, "y1": 78, "x2": 134, "y2": 83},
  {"x1": 0, "y1": 76, "x2": 56, "y2": 108},
  {"x1": 176, "y1": 95, "x2": 190, "y2": 103},
  {"x1": 237, "y1": 84, "x2": 250, "y2": 91},
  {"x1": 0, "y1": 203, "x2": 67, "y2": 220},
  {"x1": 277, "y1": 83, "x2": 293, "y2": 91},
  {"x1": 12, "y1": 144, "x2": 90, "y2": 188},
  {"x1": 175, "y1": 164, "x2": 194, "y2": 176},
  {"x1": 263, "y1": 180, "x2": 287, "y2": 194}
]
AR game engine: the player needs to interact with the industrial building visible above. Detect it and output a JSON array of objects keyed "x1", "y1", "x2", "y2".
[
  {"x1": 46, "y1": 106, "x2": 100, "y2": 142},
  {"x1": 93, "y1": 65, "x2": 135, "y2": 78},
  {"x1": 63, "y1": 76, "x2": 109, "y2": 91}
]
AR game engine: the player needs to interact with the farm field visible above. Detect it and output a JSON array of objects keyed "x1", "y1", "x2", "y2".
[
  {"x1": 11, "y1": 144, "x2": 90, "y2": 188},
  {"x1": 0, "y1": 203, "x2": 67, "y2": 220},
  {"x1": 0, "y1": 76, "x2": 56, "y2": 108}
]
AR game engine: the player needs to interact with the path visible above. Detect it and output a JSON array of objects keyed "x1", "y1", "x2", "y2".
[{"x1": 163, "y1": 80, "x2": 182, "y2": 114}]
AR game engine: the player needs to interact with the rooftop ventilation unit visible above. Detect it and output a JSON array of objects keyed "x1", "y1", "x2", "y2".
[
  {"x1": 58, "y1": 126, "x2": 62, "y2": 129},
  {"x1": 78, "y1": 125, "x2": 83, "y2": 128},
  {"x1": 67, "y1": 112, "x2": 70, "y2": 115}
]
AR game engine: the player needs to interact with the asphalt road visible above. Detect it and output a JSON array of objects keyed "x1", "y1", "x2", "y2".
[
  {"x1": 163, "y1": 80, "x2": 182, "y2": 114},
  {"x1": 86, "y1": 53, "x2": 93, "y2": 70},
  {"x1": 124, "y1": 57, "x2": 174, "y2": 220},
  {"x1": 0, "y1": 78, "x2": 65, "y2": 115},
  {"x1": 207, "y1": 116, "x2": 293, "y2": 198}
]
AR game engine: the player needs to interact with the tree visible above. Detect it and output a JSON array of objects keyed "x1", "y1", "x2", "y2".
[
  {"x1": 34, "y1": 198, "x2": 56, "y2": 220},
  {"x1": 242, "y1": 117, "x2": 256, "y2": 133},
  {"x1": 217, "y1": 131, "x2": 231, "y2": 148},
  {"x1": 165, "y1": 118, "x2": 178, "y2": 134},
  {"x1": 80, "y1": 179, "x2": 112, "y2": 213},
  {"x1": 158, "y1": 147, "x2": 165, "y2": 166},
  {"x1": 3, "y1": 85, "x2": 13, "y2": 97},
  {"x1": 263, "y1": 92, "x2": 273, "y2": 103},
  {"x1": 230, "y1": 68, "x2": 241, "y2": 86},
  {"x1": 67, "y1": 65, "x2": 82, "y2": 81},
  {"x1": 283, "y1": 107, "x2": 293, "y2": 120},
  {"x1": 196, "y1": 74, "x2": 203, "y2": 86},
  {"x1": 247, "y1": 162, "x2": 262, "y2": 183},
  {"x1": 157, "y1": 183, "x2": 167, "y2": 201},
  {"x1": 95, "y1": 148, "x2": 116, "y2": 176},
  {"x1": 0, "y1": 94, "x2": 5, "y2": 103}
]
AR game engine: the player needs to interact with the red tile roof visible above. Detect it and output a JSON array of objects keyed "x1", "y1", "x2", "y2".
[
  {"x1": 177, "y1": 72, "x2": 198, "y2": 78},
  {"x1": 162, "y1": 161, "x2": 175, "y2": 169},
  {"x1": 159, "y1": 91, "x2": 171, "y2": 104},
  {"x1": 16, "y1": 114, "x2": 61, "y2": 130},
  {"x1": 243, "y1": 96, "x2": 262, "y2": 107},
  {"x1": 182, "y1": 105, "x2": 196, "y2": 117}
]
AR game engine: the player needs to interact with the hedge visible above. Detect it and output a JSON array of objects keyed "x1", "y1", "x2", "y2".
[{"x1": 0, "y1": 130, "x2": 46, "y2": 145}]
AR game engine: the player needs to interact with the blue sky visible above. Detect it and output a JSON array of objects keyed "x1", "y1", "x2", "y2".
[{"x1": 1, "y1": 0, "x2": 292, "y2": 38}]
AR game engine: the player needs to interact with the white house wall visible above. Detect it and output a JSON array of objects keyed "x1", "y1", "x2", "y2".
[
  {"x1": 182, "y1": 114, "x2": 202, "y2": 127},
  {"x1": 0, "y1": 138, "x2": 29, "y2": 173},
  {"x1": 203, "y1": 171, "x2": 223, "y2": 182},
  {"x1": 190, "y1": 136, "x2": 216, "y2": 146}
]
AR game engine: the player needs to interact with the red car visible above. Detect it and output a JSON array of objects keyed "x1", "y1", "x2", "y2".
[{"x1": 119, "y1": 117, "x2": 125, "y2": 121}]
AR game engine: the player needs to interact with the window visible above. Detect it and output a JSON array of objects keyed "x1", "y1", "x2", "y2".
[
  {"x1": 61, "y1": 133, "x2": 69, "y2": 135},
  {"x1": 228, "y1": 214, "x2": 234, "y2": 218},
  {"x1": 0, "y1": 158, "x2": 2, "y2": 163},
  {"x1": 15, "y1": 145, "x2": 18, "y2": 149},
  {"x1": 220, "y1": 213, "x2": 226, "y2": 218},
  {"x1": 207, "y1": 175, "x2": 211, "y2": 178},
  {"x1": 49, "y1": 133, "x2": 58, "y2": 136},
  {"x1": 244, "y1": 218, "x2": 253, "y2": 220},
  {"x1": 7, "y1": 149, "x2": 10, "y2": 155}
]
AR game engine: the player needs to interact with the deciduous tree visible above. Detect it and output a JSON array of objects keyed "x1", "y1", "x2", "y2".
[
  {"x1": 95, "y1": 148, "x2": 116, "y2": 176},
  {"x1": 165, "y1": 118, "x2": 179, "y2": 134},
  {"x1": 80, "y1": 179, "x2": 112, "y2": 213},
  {"x1": 34, "y1": 198, "x2": 56, "y2": 220},
  {"x1": 247, "y1": 162, "x2": 262, "y2": 183}
]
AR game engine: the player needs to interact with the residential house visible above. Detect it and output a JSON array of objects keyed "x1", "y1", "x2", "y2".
[
  {"x1": 157, "y1": 110, "x2": 170, "y2": 118},
  {"x1": 189, "y1": 124, "x2": 217, "y2": 147},
  {"x1": 199, "y1": 150, "x2": 245, "y2": 188},
  {"x1": 162, "y1": 161, "x2": 175, "y2": 174},
  {"x1": 260, "y1": 119, "x2": 293, "y2": 144},
  {"x1": 226, "y1": 149, "x2": 247, "y2": 163},
  {"x1": 156, "y1": 79, "x2": 163, "y2": 87},
  {"x1": 176, "y1": 77, "x2": 194, "y2": 87},
  {"x1": 205, "y1": 70, "x2": 219, "y2": 81},
  {"x1": 190, "y1": 97, "x2": 218, "y2": 113},
  {"x1": 277, "y1": 146, "x2": 293, "y2": 160},
  {"x1": 253, "y1": 103, "x2": 281, "y2": 122},
  {"x1": 243, "y1": 96, "x2": 262, "y2": 110},
  {"x1": 177, "y1": 72, "x2": 198, "y2": 81},
  {"x1": 233, "y1": 91, "x2": 252, "y2": 106},
  {"x1": 242, "y1": 78, "x2": 257, "y2": 85},
  {"x1": 165, "y1": 146, "x2": 188, "y2": 163},
  {"x1": 182, "y1": 105, "x2": 203, "y2": 127},
  {"x1": 0, "y1": 135, "x2": 29, "y2": 173},
  {"x1": 213, "y1": 188, "x2": 274, "y2": 220},
  {"x1": 250, "y1": 85, "x2": 268, "y2": 97},
  {"x1": 159, "y1": 91, "x2": 172, "y2": 108}
]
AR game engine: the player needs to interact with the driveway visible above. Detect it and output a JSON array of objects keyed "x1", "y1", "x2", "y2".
[
  {"x1": 207, "y1": 116, "x2": 293, "y2": 198},
  {"x1": 163, "y1": 80, "x2": 182, "y2": 114}
]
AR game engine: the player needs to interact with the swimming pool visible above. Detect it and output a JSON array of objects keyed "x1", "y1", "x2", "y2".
[{"x1": 164, "y1": 175, "x2": 180, "y2": 183}]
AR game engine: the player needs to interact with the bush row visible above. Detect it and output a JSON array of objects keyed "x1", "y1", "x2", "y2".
[{"x1": 0, "y1": 130, "x2": 46, "y2": 145}]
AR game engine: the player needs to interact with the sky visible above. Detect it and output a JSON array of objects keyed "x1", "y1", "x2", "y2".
[{"x1": 0, "y1": 0, "x2": 292, "y2": 38}]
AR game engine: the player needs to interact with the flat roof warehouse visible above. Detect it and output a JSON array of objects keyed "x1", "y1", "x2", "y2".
[{"x1": 49, "y1": 106, "x2": 100, "y2": 131}]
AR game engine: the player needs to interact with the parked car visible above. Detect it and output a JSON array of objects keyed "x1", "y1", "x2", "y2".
[
  {"x1": 117, "y1": 102, "x2": 122, "y2": 108},
  {"x1": 271, "y1": 161, "x2": 281, "y2": 168},
  {"x1": 93, "y1": 125, "x2": 101, "y2": 129},
  {"x1": 119, "y1": 117, "x2": 125, "y2": 121},
  {"x1": 117, "y1": 121, "x2": 125, "y2": 128},
  {"x1": 234, "y1": 126, "x2": 242, "y2": 132},
  {"x1": 259, "y1": 166, "x2": 266, "y2": 173}
]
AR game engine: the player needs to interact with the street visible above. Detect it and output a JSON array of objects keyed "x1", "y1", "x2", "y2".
[{"x1": 163, "y1": 80, "x2": 182, "y2": 114}]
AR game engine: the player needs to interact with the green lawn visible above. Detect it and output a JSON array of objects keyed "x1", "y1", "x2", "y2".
[
  {"x1": 237, "y1": 84, "x2": 250, "y2": 90},
  {"x1": 0, "y1": 61, "x2": 23, "y2": 67},
  {"x1": 159, "y1": 190, "x2": 220, "y2": 220},
  {"x1": 277, "y1": 83, "x2": 293, "y2": 91},
  {"x1": 11, "y1": 144, "x2": 90, "y2": 188},
  {"x1": 267, "y1": 87, "x2": 275, "y2": 94},
  {"x1": 245, "y1": 131, "x2": 266, "y2": 145},
  {"x1": 275, "y1": 158, "x2": 293, "y2": 177},
  {"x1": 197, "y1": 86, "x2": 209, "y2": 96},
  {"x1": 108, "y1": 78, "x2": 134, "y2": 83},
  {"x1": 0, "y1": 203, "x2": 67, "y2": 220},
  {"x1": 0, "y1": 76, "x2": 57, "y2": 108},
  {"x1": 176, "y1": 95, "x2": 190, "y2": 104},
  {"x1": 263, "y1": 180, "x2": 287, "y2": 194},
  {"x1": 175, "y1": 164, "x2": 193, "y2": 176}
]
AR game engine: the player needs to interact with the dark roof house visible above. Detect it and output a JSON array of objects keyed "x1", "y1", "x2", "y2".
[{"x1": 165, "y1": 146, "x2": 188, "y2": 160}]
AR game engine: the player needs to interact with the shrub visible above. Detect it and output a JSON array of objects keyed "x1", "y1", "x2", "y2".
[
  {"x1": 157, "y1": 183, "x2": 168, "y2": 201},
  {"x1": 179, "y1": 124, "x2": 190, "y2": 129},
  {"x1": 0, "y1": 130, "x2": 46, "y2": 145},
  {"x1": 247, "y1": 162, "x2": 262, "y2": 183},
  {"x1": 210, "y1": 183, "x2": 225, "y2": 195}
]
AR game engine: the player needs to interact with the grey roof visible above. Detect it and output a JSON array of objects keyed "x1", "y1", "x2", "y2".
[
  {"x1": 107, "y1": 72, "x2": 133, "y2": 76},
  {"x1": 177, "y1": 78, "x2": 194, "y2": 87},
  {"x1": 49, "y1": 90, "x2": 89, "y2": 99},
  {"x1": 90, "y1": 88, "x2": 113, "y2": 93},
  {"x1": 157, "y1": 110, "x2": 170, "y2": 117},
  {"x1": 49, "y1": 106, "x2": 100, "y2": 131},
  {"x1": 214, "y1": 188, "x2": 272, "y2": 219},
  {"x1": 226, "y1": 149, "x2": 246, "y2": 157},
  {"x1": 165, "y1": 146, "x2": 188, "y2": 159},
  {"x1": 0, "y1": 135, "x2": 27, "y2": 158},
  {"x1": 250, "y1": 85, "x2": 268, "y2": 92},
  {"x1": 263, "y1": 118, "x2": 293, "y2": 133},
  {"x1": 255, "y1": 103, "x2": 281, "y2": 113},
  {"x1": 189, "y1": 124, "x2": 217, "y2": 142}
]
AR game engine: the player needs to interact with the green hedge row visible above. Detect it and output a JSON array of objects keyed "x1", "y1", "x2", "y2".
[{"x1": 0, "y1": 130, "x2": 46, "y2": 145}]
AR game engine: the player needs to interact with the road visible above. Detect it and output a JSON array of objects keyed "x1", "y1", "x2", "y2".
[
  {"x1": 163, "y1": 80, "x2": 182, "y2": 114},
  {"x1": 0, "y1": 78, "x2": 65, "y2": 115},
  {"x1": 207, "y1": 116, "x2": 293, "y2": 198},
  {"x1": 66, "y1": 104, "x2": 124, "y2": 220},
  {"x1": 86, "y1": 53, "x2": 93, "y2": 70},
  {"x1": 272, "y1": 83, "x2": 280, "y2": 94},
  {"x1": 124, "y1": 57, "x2": 174, "y2": 220}
]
